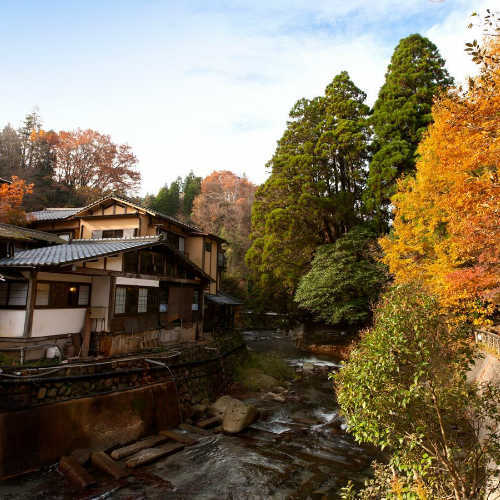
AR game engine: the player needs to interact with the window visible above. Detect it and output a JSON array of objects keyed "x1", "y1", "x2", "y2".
[
  {"x1": 36, "y1": 283, "x2": 50, "y2": 306},
  {"x1": 115, "y1": 287, "x2": 126, "y2": 314},
  {"x1": 0, "y1": 283, "x2": 8, "y2": 305},
  {"x1": 159, "y1": 287, "x2": 168, "y2": 312},
  {"x1": 179, "y1": 236, "x2": 185, "y2": 252},
  {"x1": 138, "y1": 288, "x2": 148, "y2": 313},
  {"x1": 140, "y1": 252, "x2": 154, "y2": 274},
  {"x1": 8, "y1": 282, "x2": 28, "y2": 306},
  {"x1": 167, "y1": 232, "x2": 179, "y2": 248},
  {"x1": 192, "y1": 290, "x2": 199, "y2": 311},
  {"x1": 78, "y1": 285, "x2": 90, "y2": 306},
  {"x1": 34, "y1": 282, "x2": 90, "y2": 308},
  {"x1": 123, "y1": 252, "x2": 138, "y2": 273},
  {"x1": 204, "y1": 240, "x2": 211, "y2": 252},
  {"x1": 114, "y1": 286, "x2": 158, "y2": 315},
  {"x1": 102, "y1": 229, "x2": 124, "y2": 238}
]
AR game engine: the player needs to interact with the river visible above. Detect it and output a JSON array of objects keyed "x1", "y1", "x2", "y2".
[{"x1": 1, "y1": 330, "x2": 376, "y2": 499}]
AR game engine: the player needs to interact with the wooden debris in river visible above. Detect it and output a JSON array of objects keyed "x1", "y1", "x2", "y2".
[
  {"x1": 125, "y1": 443, "x2": 185, "y2": 468},
  {"x1": 110, "y1": 435, "x2": 169, "y2": 460}
]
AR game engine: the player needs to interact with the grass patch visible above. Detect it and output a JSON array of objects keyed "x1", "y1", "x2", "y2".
[{"x1": 235, "y1": 351, "x2": 295, "y2": 391}]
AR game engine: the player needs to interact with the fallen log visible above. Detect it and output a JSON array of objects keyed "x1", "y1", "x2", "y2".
[
  {"x1": 125, "y1": 443, "x2": 185, "y2": 468},
  {"x1": 91, "y1": 451, "x2": 129, "y2": 480},
  {"x1": 159, "y1": 429, "x2": 198, "y2": 445},
  {"x1": 197, "y1": 416, "x2": 222, "y2": 429},
  {"x1": 110, "y1": 435, "x2": 169, "y2": 460},
  {"x1": 179, "y1": 423, "x2": 211, "y2": 436},
  {"x1": 59, "y1": 455, "x2": 96, "y2": 489}
]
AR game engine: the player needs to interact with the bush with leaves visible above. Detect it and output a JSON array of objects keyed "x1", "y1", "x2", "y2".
[
  {"x1": 335, "y1": 284, "x2": 500, "y2": 499},
  {"x1": 294, "y1": 226, "x2": 388, "y2": 326}
]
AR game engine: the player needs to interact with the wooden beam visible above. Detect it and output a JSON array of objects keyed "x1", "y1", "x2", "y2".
[
  {"x1": 78, "y1": 214, "x2": 139, "y2": 220},
  {"x1": 23, "y1": 271, "x2": 37, "y2": 338}
]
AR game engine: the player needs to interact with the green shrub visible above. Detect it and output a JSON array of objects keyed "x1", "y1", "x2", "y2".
[
  {"x1": 335, "y1": 284, "x2": 500, "y2": 499},
  {"x1": 295, "y1": 226, "x2": 388, "y2": 326}
]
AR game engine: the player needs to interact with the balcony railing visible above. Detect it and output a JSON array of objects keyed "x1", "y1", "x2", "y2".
[{"x1": 475, "y1": 329, "x2": 500, "y2": 357}]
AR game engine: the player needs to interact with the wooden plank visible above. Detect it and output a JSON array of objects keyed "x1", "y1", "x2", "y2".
[
  {"x1": 91, "y1": 451, "x2": 129, "y2": 479},
  {"x1": 197, "y1": 416, "x2": 222, "y2": 429},
  {"x1": 179, "y1": 423, "x2": 211, "y2": 436},
  {"x1": 159, "y1": 429, "x2": 198, "y2": 446},
  {"x1": 110, "y1": 435, "x2": 170, "y2": 460},
  {"x1": 125, "y1": 443, "x2": 184, "y2": 468},
  {"x1": 59, "y1": 455, "x2": 96, "y2": 489}
]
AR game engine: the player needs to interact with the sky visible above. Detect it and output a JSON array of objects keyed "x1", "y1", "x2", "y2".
[{"x1": 0, "y1": 0, "x2": 490, "y2": 195}]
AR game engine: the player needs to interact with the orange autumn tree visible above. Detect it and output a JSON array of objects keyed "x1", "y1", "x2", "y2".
[
  {"x1": 380, "y1": 38, "x2": 500, "y2": 323},
  {"x1": 192, "y1": 170, "x2": 256, "y2": 277},
  {"x1": 0, "y1": 177, "x2": 33, "y2": 225}
]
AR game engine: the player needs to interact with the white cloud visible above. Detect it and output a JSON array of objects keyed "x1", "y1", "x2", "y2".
[{"x1": 0, "y1": 0, "x2": 490, "y2": 194}]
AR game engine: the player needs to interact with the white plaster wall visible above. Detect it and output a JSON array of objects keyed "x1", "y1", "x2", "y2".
[
  {"x1": 37, "y1": 272, "x2": 91, "y2": 283},
  {"x1": 32, "y1": 309, "x2": 86, "y2": 337},
  {"x1": 91, "y1": 276, "x2": 110, "y2": 331},
  {"x1": 116, "y1": 277, "x2": 159, "y2": 287},
  {"x1": 0, "y1": 310, "x2": 25, "y2": 337}
]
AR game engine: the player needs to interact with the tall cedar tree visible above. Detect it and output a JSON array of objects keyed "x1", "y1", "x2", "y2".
[
  {"x1": 246, "y1": 71, "x2": 371, "y2": 294},
  {"x1": 364, "y1": 34, "x2": 453, "y2": 231}
]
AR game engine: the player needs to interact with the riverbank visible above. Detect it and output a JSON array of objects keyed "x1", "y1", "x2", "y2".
[{"x1": 0, "y1": 329, "x2": 377, "y2": 499}]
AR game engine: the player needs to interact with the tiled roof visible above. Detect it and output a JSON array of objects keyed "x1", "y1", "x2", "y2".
[
  {"x1": 0, "y1": 236, "x2": 213, "y2": 281},
  {"x1": 27, "y1": 207, "x2": 82, "y2": 222},
  {"x1": 0, "y1": 223, "x2": 66, "y2": 244},
  {"x1": 0, "y1": 237, "x2": 159, "y2": 267}
]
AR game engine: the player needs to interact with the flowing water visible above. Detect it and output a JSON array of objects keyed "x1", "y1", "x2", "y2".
[{"x1": 1, "y1": 330, "x2": 376, "y2": 499}]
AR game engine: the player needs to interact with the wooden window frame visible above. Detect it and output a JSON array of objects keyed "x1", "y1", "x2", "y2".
[
  {"x1": 113, "y1": 285, "x2": 160, "y2": 317},
  {"x1": 34, "y1": 280, "x2": 92, "y2": 309},
  {"x1": 0, "y1": 281, "x2": 29, "y2": 309}
]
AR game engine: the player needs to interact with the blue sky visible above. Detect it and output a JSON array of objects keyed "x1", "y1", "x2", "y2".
[{"x1": 0, "y1": 0, "x2": 488, "y2": 195}]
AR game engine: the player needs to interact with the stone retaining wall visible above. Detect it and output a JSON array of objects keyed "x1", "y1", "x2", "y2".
[
  {"x1": 0, "y1": 331, "x2": 247, "y2": 478},
  {"x1": 0, "y1": 332, "x2": 246, "y2": 413}
]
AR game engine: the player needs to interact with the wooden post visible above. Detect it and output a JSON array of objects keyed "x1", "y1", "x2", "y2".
[
  {"x1": 107, "y1": 276, "x2": 116, "y2": 332},
  {"x1": 23, "y1": 271, "x2": 37, "y2": 338}
]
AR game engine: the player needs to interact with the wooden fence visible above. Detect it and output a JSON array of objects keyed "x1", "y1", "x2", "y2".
[{"x1": 475, "y1": 329, "x2": 500, "y2": 357}]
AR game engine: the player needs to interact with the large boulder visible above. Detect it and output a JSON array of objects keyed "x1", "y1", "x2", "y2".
[
  {"x1": 209, "y1": 395, "x2": 235, "y2": 417},
  {"x1": 222, "y1": 398, "x2": 259, "y2": 434}
]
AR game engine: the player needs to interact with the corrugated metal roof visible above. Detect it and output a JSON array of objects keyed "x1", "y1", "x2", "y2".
[
  {"x1": 0, "y1": 238, "x2": 158, "y2": 267},
  {"x1": 27, "y1": 207, "x2": 82, "y2": 221},
  {"x1": 0, "y1": 223, "x2": 66, "y2": 244},
  {"x1": 205, "y1": 293, "x2": 243, "y2": 306}
]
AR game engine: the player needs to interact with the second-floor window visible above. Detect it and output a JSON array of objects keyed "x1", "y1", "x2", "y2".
[{"x1": 91, "y1": 229, "x2": 137, "y2": 239}]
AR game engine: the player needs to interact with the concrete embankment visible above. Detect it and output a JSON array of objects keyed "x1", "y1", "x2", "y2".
[{"x1": 0, "y1": 333, "x2": 247, "y2": 479}]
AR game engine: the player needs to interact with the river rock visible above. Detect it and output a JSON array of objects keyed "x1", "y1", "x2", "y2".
[
  {"x1": 302, "y1": 362, "x2": 315, "y2": 374},
  {"x1": 222, "y1": 398, "x2": 259, "y2": 434},
  {"x1": 266, "y1": 392, "x2": 286, "y2": 403},
  {"x1": 209, "y1": 395, "x2": 234, "y2": 417}
]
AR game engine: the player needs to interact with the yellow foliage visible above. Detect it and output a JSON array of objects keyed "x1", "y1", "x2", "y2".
[{"x1": 381, "y1": 39, "x2": 500, "y2": 323}]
